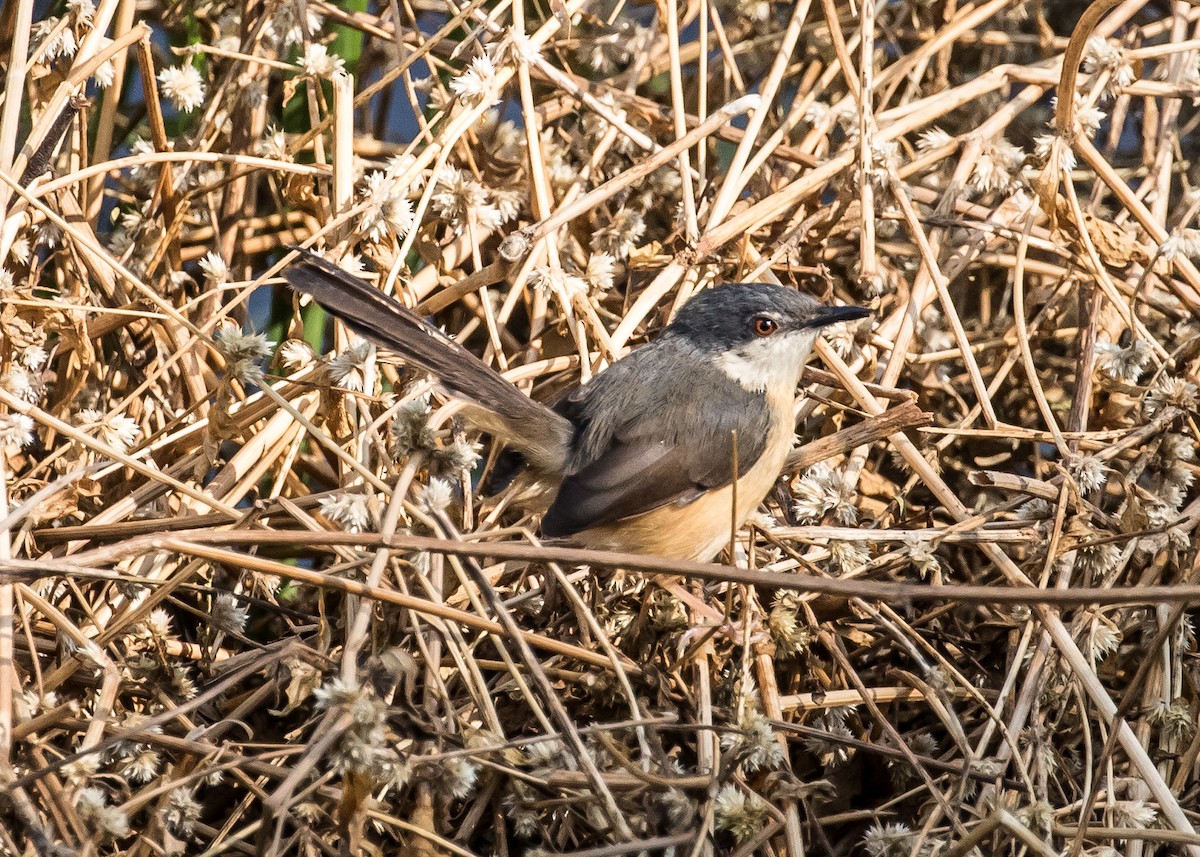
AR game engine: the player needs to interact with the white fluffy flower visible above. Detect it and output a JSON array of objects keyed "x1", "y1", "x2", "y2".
[
  {"x1": 256, "y1": 125, "x2": 290, "y2": 161},
  {"x1": 327, "y1": 341, "x2": 373, "y2": 392},
  {"x1": 158, "y1": 64, "x2": 206, "y2": 112},
  {"x1": 1095, "y1": 338, "x2": 1152, "y2": 382},
  {"x1": 79, "y1": 408, "x2": 141, "y2": 453},
  {"x1": 1069, "y1": 456, "x2": 1109, "y2": 494},
  {"x1": 449, "y1": 55, "x2": 500, "y2": 106},
  {"x1": 530, "y1": 266, "x2": 587, "y2": 306},
  {"x1": 916, "y1": 126, "x2": 954, "y2": 152},
  {"x1": 298, "y1": 43, "x2": 345, "y2": 76},
  {"x1": 0, "y1": 414, "x2": 35, "y2": 448},
  {"x1": 430, "y1": 166, "x2": 502, "y2": 233},
  {"x1": 266, "y1": 4, "x2": 323, "y2": 49},
  {"x1": 1115, "y1": 800, "x2": 1157, "y2": 829},
  {"x1": 1083, "y1": 36, "x2": 1135, "y2": 94},
  {"x1": 278, "y1": 340, "x2": 315, "y2": 369},
  {"x1": 32, "y1": 18, "x2": 77, "y2": 61},
  {"x1": 1034, "y1": 134, "x2": 1077, "y2": 171},
  {"x1": 3, "y1": 368, "x2": 40, "y2": 403},
  {"x1": 318, "y1": 492, "x2": 375, "y2": 532},
  {"x1": 792, "y1": 462, "x2": 857, "y2": 524},
  {"x1": 360, "y1": 171, "x2": 416, "y2": 243},
  {"x1": 1160, "y1": 228, "x2": 1200, "y2": 261},
  {"x1": 198, "y1": 251, "x2": 230, "y2": 286},
  {"x1": 419, "y1": 478, "x2": 454, "y2": 514},
  {"x1": 1145, "y1": 375, "x2": 1198, "y2": 417},
  {"x1": 584, "y1": 253, "x2": 617, "y2": 293},
  {"x1": 970, "y1": 138, "x2": 1025, "y2": 193},
  {"x1": 713, "y1": 785, "x2": 767, "y2": 843}
]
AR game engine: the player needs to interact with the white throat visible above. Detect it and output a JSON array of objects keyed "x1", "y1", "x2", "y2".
[{"x1": 714, "y1": 331, "x2": 817, "y2": 395}]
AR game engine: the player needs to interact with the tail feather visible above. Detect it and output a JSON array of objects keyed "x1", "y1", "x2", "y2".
[{"x1": 281, "y1": 250, "x2": 573, "y2": 474}]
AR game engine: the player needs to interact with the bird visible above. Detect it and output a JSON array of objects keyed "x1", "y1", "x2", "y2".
[{"x1": 282, "y1": 250, "x2": 869, "y2": 562}]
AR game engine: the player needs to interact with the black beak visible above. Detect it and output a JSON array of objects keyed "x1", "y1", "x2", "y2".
[{"x1": 805, "y1": 305, "x2": 871, "y2": 329}]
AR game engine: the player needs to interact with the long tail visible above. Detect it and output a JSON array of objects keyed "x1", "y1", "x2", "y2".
[{"x1": 281, "y1": 250, "x2": 573, "y2": 474}]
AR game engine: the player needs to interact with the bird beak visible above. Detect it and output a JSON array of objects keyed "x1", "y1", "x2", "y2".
[{"x1": 805, "y1": 305, "x2": 871, "y2": 329}]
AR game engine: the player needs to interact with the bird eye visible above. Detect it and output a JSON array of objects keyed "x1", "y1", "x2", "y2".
[{"x1": 752, "y1": 316, "x2": 778, "y2": 337}]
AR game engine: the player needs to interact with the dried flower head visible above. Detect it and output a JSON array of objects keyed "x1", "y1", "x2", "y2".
[
  {"x1": 1018, "y1": 497, "x2": 1053, "y2": 520},
  {"x1": 1159, "y1": 228, "x2": 1200, "y2": 261},
  {"x1": 792, "y1": 462, "x2": 858, "y2": 524},
  {"x1": 76, "y1": 788, "x2": 131, "y2": 839},
  {"x1": 313, "y1": 677, "x2": 404, "y2": 782},
  {"x1": 3, "y1": 368, "x2": 42, "y2": 403},
  {"x1": 903, "y1": 535, "x2": 942, "y2": 578},
  {"x1": 1095, "y1": 337, "x2": 1152, "y2": 382},
  {"x1": 360, "y1": 170, "x2": 416, "y2": 243},
  {"x1": 1114, "y1": 800, "x2": 1157, "y2": 830},
  {"x1": 162, "y1": 787, "x2": 202, "y2": 837},
  {"x1": 214, "y1": 326, "x2": 275, "y2": 383},
  {"x1": 391, "y1": 397, "x2": 436, "y2": 455},
  {"x1": 721, "y1": 706, "x2": 785, "y2": 773},
  {"x1": 430, "y1": 166, "x2": 502, "y2": 234},
  {"x1": 1034, "y1": 134, "x2": 1077, "y2": 170},
  {"x1": 970, "y1": 138, "x2": 1025, "y2": 193},
  {"x1": 496, "y1": 29, "x2": 541, "y2": 65},
  {"x1": 32, "y1": 17, "x2": 77, "y2": 61},
  {"x1": 768, "y1": 592, "x2": 810, "y2": 657},
  {"x1": 420, "y1": 756, "x2": 480, "y2": 801},
  {"x1": 531, "y1": 266, "x2": 588, "y2": 308},
  {"x1": 318, "y1": 492, "x2": 375, "y2": 533},
  {"x1": 210, "y1": 592, "x2": 249, "y2": 635},
  {"x1": 257, "y1": 125, "x2": 291, "y2": 161},
  {"x1": 1015, "y1": 799, "x2": 1055, "y2": 834},
  {"x1": 1069, "y1": 455, "x2": 1109, "y2": 494},
  {"x1": 583, "y1": 253, "x2": 617, "y2": 293},
  {"x1": 1147, "y1": 699, "x2": 1195, "y2": 742},
  {"x1": 298, "y1": 43, "x2": 345, "y2": 77},
  {"x1": 1145, "y1": 375, "x2": 1198, "y2": 417},
  {"x1": 0, "y1": 414, "x2": 35, "y2": 448},
  {"x1": 449, "y1": 55, "x2": 500, "y2": 106},
  {"x1": 1160, "y1": 432, "x2": 1195, "y2": 464},
  {"x1": 78, "y1": 408, "x2": 141, "y2": 453},
  {"x1": 327, "y1": 340, "x2": 373, "y2": 392},
  {"x1": 916, "y1": 127, "x2": 954, "y2": 152},
  {"x1": 862, "y1": 822, "x2": 922, "y2": 857},
  {"x1": 278, "y1": 339, "x2": 316, "y2": 369},
  {"x1": 1083, "y1": 36, "x2": 1136, "y2": 95},
  {"x1": 158, "y1": 64, "x2": 206, "y2": 112},
  {"x1": 436, "y1": 438, "x2": 482, "y2": 472},
  {"x1": 120, "y1": 748, "x2": 162, "y2": 783},
  {"x1": 1074, "y1": 542, "x2": 1121, "y2": 582},
  {"x1": 712, "y1": 785, "x2": 767, "y2": 843},
  {"x1": 829, "y1": 539, "x2": 869, "y2": 573},
  {"x1": 419, "y1": 477, "x2": 454, "y2": 514},
  {"x1": 198, "y1": 251, "x2": 230, "y2": 286},
  {"x1": 1080, "y1": 607, "x2": 1122, "y2": 659},
  {"x1": 593, "y1": 207, "x2": 646, "y2": 259},
  {"x1": 265, "y1": 4, "x2": 323, "y2": 49}
]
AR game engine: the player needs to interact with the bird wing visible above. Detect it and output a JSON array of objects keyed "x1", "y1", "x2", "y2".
[{"x1": 541, "y1": 352, "x2": 773, "y2": 538}]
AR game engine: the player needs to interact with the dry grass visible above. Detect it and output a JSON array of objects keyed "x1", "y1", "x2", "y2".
[{"x1": 2, "y1": 0, "x2": 1200, "y2": 854}]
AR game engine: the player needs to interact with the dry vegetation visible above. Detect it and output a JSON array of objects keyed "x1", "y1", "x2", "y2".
[{"x1": 3, "y1": 0, "x2": 1200, "y2": 854}]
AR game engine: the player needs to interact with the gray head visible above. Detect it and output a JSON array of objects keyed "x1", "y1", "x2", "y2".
[
  {"x1": 665, "y1": 283, "x2": 867, "y2": 351},
  {"x1": 663, "y1": 283, "x2": 870, "y2": 393}
]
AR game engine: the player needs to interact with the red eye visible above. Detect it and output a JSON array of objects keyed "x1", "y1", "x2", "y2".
[{"x1": 752, "y1": 316, "x2": 778, "y2": 337}]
